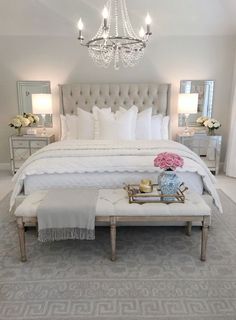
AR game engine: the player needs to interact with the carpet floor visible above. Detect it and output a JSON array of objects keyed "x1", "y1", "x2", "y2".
[{"x1": 0, "y1": 191, "x2": 236, "y2": 320}]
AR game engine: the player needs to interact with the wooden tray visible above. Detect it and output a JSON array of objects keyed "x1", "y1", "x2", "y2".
[{"x1": 124, "y1": 183, "x2": 188, "y2": 204}]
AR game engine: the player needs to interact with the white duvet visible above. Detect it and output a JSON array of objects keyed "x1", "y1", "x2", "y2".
[{"x1": 10, "y1": 139, "x2": 222, "y2": 212}]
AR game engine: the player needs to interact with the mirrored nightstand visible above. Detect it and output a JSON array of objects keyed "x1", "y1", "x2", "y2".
[
  {"x1": 177, "y1": 133, "x2": 222, "y2": 175},
  {"x1": 9, "y1": 134, "x2": 55, "y2": 174}
]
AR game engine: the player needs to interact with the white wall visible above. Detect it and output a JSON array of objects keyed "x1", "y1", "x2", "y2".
[{"x1": 0, "y1": 35, "x2": 235, "y2": 164}]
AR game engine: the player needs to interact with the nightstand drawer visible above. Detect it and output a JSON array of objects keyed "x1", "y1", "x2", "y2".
[
  {"x1": 30, "y1": 140, "x2": 48, "y2": 148},
  {"x1": 12, "y1": 140, "x2": 29, "y2": 148}
]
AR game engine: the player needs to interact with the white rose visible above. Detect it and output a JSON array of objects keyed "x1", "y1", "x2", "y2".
[
  {"x1": 34, "y1": 115, "x2": 40, "y2": 123},
  {"x1": 11, "y1": 118, "x2": 22, "y2": 128},
  {"x1": 21, "y1": 118, "x2": 30, "y2": 127},
  {"x1": 208, "y1": 123, "x2": 214, "y2": 128},
  {"x1": 214, "y1": 121, "x2": 220, "y2": 128},
  {"x1": 27, "y1": 116, "x2": 34, "y2": 124}
]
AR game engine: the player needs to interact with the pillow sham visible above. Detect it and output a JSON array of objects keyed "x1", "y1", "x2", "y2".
[
  {"x1": 97, "y1": 107, "x2": 137, "y2": 140},
  {"x1": 92, "y1": 106, "x2": 112, "y2": 139},
  {"x1": 162, "y1": 115, "x2": 170, "y2": 140},
  {"x1": 77, "y1": 107, "x2": 94, "y2": 139},
  {"x1": 60, "y1": 114, "x2": 67, "y2": 140},
  {"x1": 119, "y1": 106, "x2": 152, "y2": 140},
  {"x1": 65, "y1": 114, "x2": 79, "y2": 140},
  {"x1": 116, "y1": 105, "x2": 138, "y2": 139},
  {"x1": 135, "y1": 107, "x2": 152, "y2": 140},
  {"x1": 151, "y1": 114, "x2": 163, "y2": 140}
]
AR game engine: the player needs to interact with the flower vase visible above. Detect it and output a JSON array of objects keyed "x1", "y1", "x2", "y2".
[
  {"x1": 16, "y1": 127, "x2": 22, "y2": 136},
  {"x1": 159, "y1": 171, "x2": 181, "y2": 202},
  {"x1": 208, "y1": 129, "x2": 215, "y2": 136}
]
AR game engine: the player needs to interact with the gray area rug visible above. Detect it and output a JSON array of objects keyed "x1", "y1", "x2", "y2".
[{"x1": 0, "y1": 190, "x2": 236, "y2": 320}]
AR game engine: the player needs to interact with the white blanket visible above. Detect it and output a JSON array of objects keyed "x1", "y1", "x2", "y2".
[{"x1": 10, "y1": 140, "x2": 222, "y2": 212}]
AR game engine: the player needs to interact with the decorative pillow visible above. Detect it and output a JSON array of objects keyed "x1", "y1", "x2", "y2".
[
  {"x1": 92, "y1": 106, "x2": 112, "y2": 139},
  {"x1": 135, "y1": 107, "x2": 152, "y2": 140},
  {"x1": 77, "y1": 108, "x2": 94, "y2": 139},
  {"x1": 162, "y1": 116, "x2": 170, "y2": 140},
  {"x1": 60, "y1": 114, "x2": 67, "y2": 140},
  {"x1": 151, "y1": 114, "x2": 163, "y2": 140},
  {"x1": 65, "y1": 114, "x2": 79, "y2": 140},
  {"x1": 117, "y1": 105, "x2": 138, "y2": 139},
  {"x1": 97, "y1": 107, "x2": 136, "y2": 140}
]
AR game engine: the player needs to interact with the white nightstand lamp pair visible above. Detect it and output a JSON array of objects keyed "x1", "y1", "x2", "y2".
[
  {"x1": 178, "y1": 93, "x2": 198, "y2": 136},
  {"x1": 32, "y1": 94, "x2": 52, "y2": 136}
]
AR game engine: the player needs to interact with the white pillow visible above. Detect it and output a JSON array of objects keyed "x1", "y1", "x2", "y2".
[
  {"x1": 136, "y1": 107, "x2": 152, "y2": 140},
  {"x1": 97, "y1": 107, "x2": 136, "y2": 140},
  {"x1": 60, "y1": 114, "x2": 67, "y2": 140},
  {"x1": 65, "y1": 114, "x2": 79, "y2": 140},
  {"x1": 77, "y1": 108, "x2": 94, "y2": 139},
  {"x1": 92, "y1": 106, "x2": 112, "y2": 139},
  {"x1": 162, "y1": 116, "x2": 170, "y2": 140},
  {"x1": 117, "y1": 105, "x2": 138, "y2": 139},
  {"x1": 151, "y1": 114, "x2": 163, "y2": 140}
]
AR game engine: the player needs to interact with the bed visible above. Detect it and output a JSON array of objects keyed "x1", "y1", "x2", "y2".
[{"x1": 11, "y1": 83, "x2": 222, "y2": 215}]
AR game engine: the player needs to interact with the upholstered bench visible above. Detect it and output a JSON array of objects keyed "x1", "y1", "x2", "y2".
[{"x1": 14, "y1": 189, "x2": 211, "y2": 262}]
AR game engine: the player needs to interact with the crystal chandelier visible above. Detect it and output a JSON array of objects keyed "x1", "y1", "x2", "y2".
[{"x1": 77, "y1": 0, "x2": 152, "y2": 70}]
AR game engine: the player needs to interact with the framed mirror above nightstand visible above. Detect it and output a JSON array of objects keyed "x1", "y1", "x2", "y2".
[
  {"x1": 17, "y1": 80, "x2": 52, "y2": 128},
  {"x1": 178, "y1": 80, "x2": 215, "y2": 128}
]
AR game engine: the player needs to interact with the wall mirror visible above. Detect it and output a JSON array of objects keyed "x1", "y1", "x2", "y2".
[
  {"x1": 17, "y1": 80, "x2": 52, "y2": 127},
  {"x1": 178, "y1": 80, "x2": 215, "y2": 127}
]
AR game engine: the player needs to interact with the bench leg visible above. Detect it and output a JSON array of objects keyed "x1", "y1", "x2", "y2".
[
  {"x1": 16, "y1": 217, "x2": 27, "y2": 262},
  {"x1": 110, "y1": 217, "x2": 117, "y2": 261},
  {"x1": 186, "y1": 221, "x2": 192, "y2": 236},
  {"x1": 201, "y1": 216, "x2": 209, "y2": 261}
]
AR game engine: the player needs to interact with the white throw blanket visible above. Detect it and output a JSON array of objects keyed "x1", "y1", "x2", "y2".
[
  {"x1": 37, "y1": 189, "x2": 97, "y2": 242},
  {"x1": 10, "y1": 139, "x2": 222, "y2": 212}
]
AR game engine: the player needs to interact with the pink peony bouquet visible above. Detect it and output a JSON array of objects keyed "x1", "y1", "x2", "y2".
[{"x1": 154, "y1": 152, "x2": 184, "y2": 171}]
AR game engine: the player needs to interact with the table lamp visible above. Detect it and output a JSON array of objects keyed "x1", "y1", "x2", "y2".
[
  {"x1": 178, "y1": 93, "x2": 198, "y2": 135},
  {"x1": 32, "y1": 94, "x2": 52, "y2": 136}
]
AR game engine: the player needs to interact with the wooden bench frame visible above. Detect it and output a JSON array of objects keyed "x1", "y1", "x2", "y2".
[{"x1": 16, "y1": 214, "x2": 210, "y2": 263}]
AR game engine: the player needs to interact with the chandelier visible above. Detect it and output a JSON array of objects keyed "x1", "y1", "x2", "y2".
[{"x1": 77, "y1": 0, "x2": 152, "y2": 70}]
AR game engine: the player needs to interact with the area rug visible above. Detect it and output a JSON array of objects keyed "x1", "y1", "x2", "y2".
[{"x1": 0, "y1": 191, "x2": 236, "y2": 320}]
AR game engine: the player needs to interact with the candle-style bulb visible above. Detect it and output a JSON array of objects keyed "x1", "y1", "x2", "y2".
[
  {"x1": 145, "y1": 13, "x2": 152, "y2": 35},
  {"x1": 77, "y1": 18, "x2": 84, "y2": 31},
  {"x1": 145, "y1": 13, "x2": 152, "y2": 25},
  {"x1": 102, "y1": 6, "x2": 109, "y2": 19},
  {"x1": 139, "y1": 27, "x2": 145, "y2": 38}
]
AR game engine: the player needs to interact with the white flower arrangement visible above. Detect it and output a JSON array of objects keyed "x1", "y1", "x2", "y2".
[
  {"x1": 23, "y1": 113, "x2": 40, "y2": 126},
  {"x1": 9, "y1": 115, "x2": 30, "y2": 129},
  {"x1": 196, "y1": 116, "x2": 221, "y2": 131},
  {"x1": 203, "y1": 118, "x2": 221, "y2": 130},
  {"x1": 9, "y1": 113, "x2": 39, "y2": 130}
]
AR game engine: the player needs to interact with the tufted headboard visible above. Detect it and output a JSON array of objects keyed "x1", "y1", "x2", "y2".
[{"x1": 59, "y1": 83, "x2": 170, "y2": 115}]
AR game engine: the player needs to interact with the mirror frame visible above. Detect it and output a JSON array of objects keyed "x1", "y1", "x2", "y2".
[
  {"x1": 17, "y1": 80, "x2": 52, "y2": 127},
  {"x1": 178, "y1": 80, "x2": 215, "y2": 127}
]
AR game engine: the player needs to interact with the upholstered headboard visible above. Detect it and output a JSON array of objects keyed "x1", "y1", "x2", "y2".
[{"x1": 59, "y1": 83, "x2": 171, "y2": 115}]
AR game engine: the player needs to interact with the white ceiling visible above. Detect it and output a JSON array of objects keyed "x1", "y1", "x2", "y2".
[{"x1": 0, "y1": 0, "x2": 236, "y2": 37}]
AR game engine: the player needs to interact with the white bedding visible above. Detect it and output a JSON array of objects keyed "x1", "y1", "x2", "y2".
[
  {"x1": 24, "y1": 171, "x2": 203, "y2": 195},
  {"x1": 11, "y1": 139, "x2": 222, "y2": 212}
]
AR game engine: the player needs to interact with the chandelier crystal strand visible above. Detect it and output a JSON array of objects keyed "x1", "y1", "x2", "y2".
[{"x1": 77, "y1": 0, "x2": 152, "y2": 69}]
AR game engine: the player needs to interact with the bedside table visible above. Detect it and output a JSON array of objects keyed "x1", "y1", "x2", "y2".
[
  {"x1": 9, "y1": 134, "x2": 55, "y2": 174},
  {"x1": 177, "y1": 133, "x2": 222, "y2": 175}
]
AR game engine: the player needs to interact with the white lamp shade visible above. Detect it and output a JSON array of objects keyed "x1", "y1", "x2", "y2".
[
  {"x1": 32, "y1": 94, "x2": 52, "y2": 114},
  {"x1": 178, "y1": 93, "x2": 198, "y2": 114}
]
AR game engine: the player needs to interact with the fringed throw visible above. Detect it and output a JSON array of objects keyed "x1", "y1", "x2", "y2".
[
  {"x1": 38, "y1": 227, "x2": 95, "y2": 242},
  {"x1": 37, "y1": 189, "x2": 98, "y2": 242}
]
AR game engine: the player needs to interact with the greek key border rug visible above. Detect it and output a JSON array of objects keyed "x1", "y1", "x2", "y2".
[{"x1": 0, "y1": 190, "x2": 236, "y2": 320}]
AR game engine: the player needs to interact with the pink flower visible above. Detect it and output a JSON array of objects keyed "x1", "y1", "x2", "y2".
[{"x1": 154, "y1": 152, "x2": 184, "y2": 171}]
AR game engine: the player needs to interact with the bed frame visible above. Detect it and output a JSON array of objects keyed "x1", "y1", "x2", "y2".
[{"x1": 59, "y1": 83, "x2": 171, "y2": 115}]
